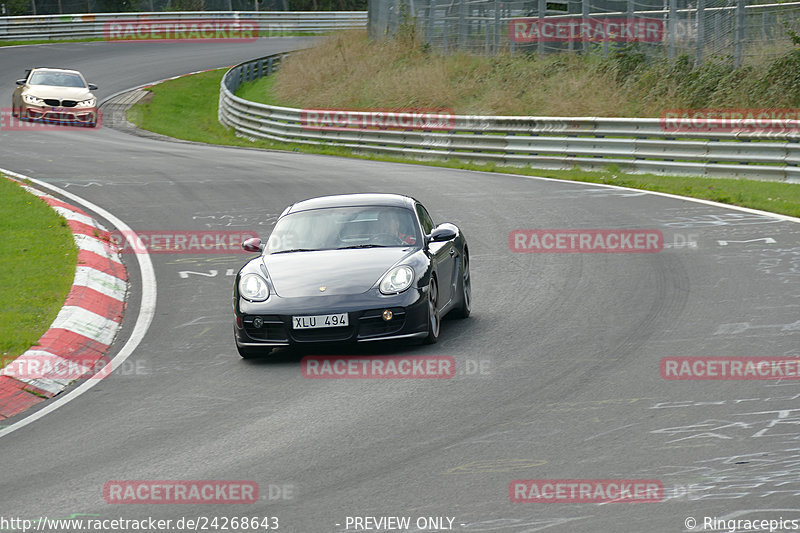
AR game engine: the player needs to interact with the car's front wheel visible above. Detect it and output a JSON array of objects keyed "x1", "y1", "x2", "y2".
[
  {"x1": 452, "y1": 251, "x2": 471, "y2": 319},
  {"x1": 424, "y1": 277, "x2": 440, "y2": 344},
  {"x1": 236, "y1": 344, "x2": 271, "y2": 359}
]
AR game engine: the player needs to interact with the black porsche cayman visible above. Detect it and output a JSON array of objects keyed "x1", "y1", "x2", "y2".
[{"x1": 233, "y1": 194, "x2": 471, "y2": 358}]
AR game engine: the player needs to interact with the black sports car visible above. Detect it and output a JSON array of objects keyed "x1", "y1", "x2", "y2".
[{"x1": 233, "y1": 194, "x2": 471, "y2": 358}]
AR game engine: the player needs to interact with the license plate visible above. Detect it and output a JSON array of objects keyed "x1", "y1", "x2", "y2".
[{"x1": 293, "y1": 313, "x2": 348, "y2": 329}]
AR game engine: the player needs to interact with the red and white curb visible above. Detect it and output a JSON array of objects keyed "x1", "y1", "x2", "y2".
[{"x1": 0, "y1": 178, "x2": 128, "y2": 420}]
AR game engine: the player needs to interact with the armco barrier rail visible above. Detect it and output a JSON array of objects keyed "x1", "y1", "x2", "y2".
[
  {"x1": 219, "y1": 54, "x2": 800, "y2": 182},
  {"x1": 0, "y1": 11, "x2": 366, "y2": 40}
]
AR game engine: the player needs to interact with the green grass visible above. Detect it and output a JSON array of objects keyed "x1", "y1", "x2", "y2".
[
  {"x1": 0, "y1": 38, "x2": 105, "y2": 47},
  {"x1": 235, "y1": 75, "x2": 280, "y2": 105},
  {"x1": 0, "y1": 176, "x2": 77, "y2": 364},
  {"x1": 127, "y1": 68, "x2": 800, "y2": 218},
  {"x1": 0, "y1": 31, "x2": 323, "y2": 48}
]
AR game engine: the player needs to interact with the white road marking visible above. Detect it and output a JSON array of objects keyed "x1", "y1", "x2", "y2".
[{"x1": 718, "y1": 237, "x2": 778, "y2": 246}]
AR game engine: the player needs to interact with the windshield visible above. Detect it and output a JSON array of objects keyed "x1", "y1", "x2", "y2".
[
  {"x1": 266, "y1": 206, "x2": 419, "y2": 254},
  {"x1": 28, "y1": 71, "x2": 87, "y2": 88}
]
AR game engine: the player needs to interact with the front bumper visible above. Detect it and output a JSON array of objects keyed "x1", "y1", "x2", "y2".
[
  {"x1": 20, "y1": 104, "x2": 97, "y2": 126},
  {"x1": 234, "y1": 288, "x2": 429, "y2": 348}
]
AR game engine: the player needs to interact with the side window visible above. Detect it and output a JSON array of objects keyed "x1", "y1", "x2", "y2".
[{"x1": 416, "y1": 204, "x2": 435, "y2": 235}]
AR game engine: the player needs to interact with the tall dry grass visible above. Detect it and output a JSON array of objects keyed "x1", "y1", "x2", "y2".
[{"x1": 271, "y1": 29, "x2": 800, "y2": 117}]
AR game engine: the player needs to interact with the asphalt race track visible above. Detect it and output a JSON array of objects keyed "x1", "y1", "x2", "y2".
[{"x1": 1, "y1": 39, "x2": 799, "y2": 533}]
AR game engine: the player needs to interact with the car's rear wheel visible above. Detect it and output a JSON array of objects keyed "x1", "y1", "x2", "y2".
[
  {"x1": 424, "y1": 277, "x2": 440, "y2": 344},
  {"x1": 236, "y1": 344, "x2": 271, "y2": 359},
  {"x1": 452, "y1": 251, "x2": 471, "y2": 319}
]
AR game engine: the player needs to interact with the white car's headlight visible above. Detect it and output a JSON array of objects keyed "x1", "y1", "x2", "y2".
[
  {"x1": 239, "y1": 273, "x2": 270, "y2": 301},
  {"x1": 379, "y1": 266, "x2": 415, "y2": 295},
  {"x1": 22, "y1": 94, "x2": 45, "y2": 105},
  {"x1": 76, "y1": 98, "x2": 96, "y2": 108}
]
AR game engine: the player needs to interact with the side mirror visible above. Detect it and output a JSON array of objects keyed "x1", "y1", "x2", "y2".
[
  {"x1": 88, "y1": 83, "x2": 98, "y2": 91},
  {"x1": 242, "y1": 237, "x2": 264, "y2": 253},
  {"x1": 16, "y1": 79, "x2": 26, "y2": 86},
  {"x1": 427, "y1": 224, "x2": 457, "y2": 244}
]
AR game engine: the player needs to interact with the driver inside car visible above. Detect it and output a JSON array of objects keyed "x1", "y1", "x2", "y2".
[{"x1": 380, "y1": 210, "x2": 416, "y2": 245}]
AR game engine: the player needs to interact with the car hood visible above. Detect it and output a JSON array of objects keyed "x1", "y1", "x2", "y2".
[
  {"x1": 263, "y1": 248, "x2": 413, "y2": 298},
  {"x1": 25, "y1": 86, "x2": 93, "y2": 100}
]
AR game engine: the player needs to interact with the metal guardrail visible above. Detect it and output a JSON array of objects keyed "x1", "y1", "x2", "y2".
[
  {"x1": 0, "y1": 11, "x2": 367, "y2": 40},
  {"x1": 219, "y1": 53, "x2": 800, "y2": 182}
]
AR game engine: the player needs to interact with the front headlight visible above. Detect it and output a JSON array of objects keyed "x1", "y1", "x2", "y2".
[
  {"x1": 76, "y1": 98, "x2": 96, "y2": 108},
  {"x1": 379, "y1": 265, "x2": 415, "y2": 295},
  {"x1": 239, "y1": 273, "x2": 269, "y2": 301},
  {"x1": 22, "y1": 94, "x2": 45, "y2": 105}
]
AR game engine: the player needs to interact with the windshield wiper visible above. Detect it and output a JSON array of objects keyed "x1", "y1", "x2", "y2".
[
  {"x1": 336, "y1": 244, "x2": 390, "y2": 249},
  {"x1": 270, "y1": 248, "x2": 320, "y2": 254}
]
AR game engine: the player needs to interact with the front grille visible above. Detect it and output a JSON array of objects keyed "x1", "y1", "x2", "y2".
[
  {"x1": 291, "y1": 325, "x2": 354, "y2": 342},
  {"x1": 61, "y1": 100, "x2": 77, "y2": 108},
  {"x1": 244, "y1": 308, "x2": 409, "y2": 344},
  {"x1": 44, "y1": 99, "x2": 60, "y2": 106}
]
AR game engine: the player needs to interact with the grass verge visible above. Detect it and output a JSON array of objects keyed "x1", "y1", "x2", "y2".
[
  {"x1": 266, "y1": 29, "x2": 800, "y2": 116},
  {"x1": 127, "y1": 68, "x2": 800, "y2": 218},
  {"x1": 0, "y1": 37, "x2": 105, "y2": 47},
  {"x1": 0, "y1": 32, "x2": 323, "y2": 48},
  {"x1": 0, "y1": 176, "x2": 77, "y2": 363}
]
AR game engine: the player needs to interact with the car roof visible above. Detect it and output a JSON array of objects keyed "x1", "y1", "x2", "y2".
[
  {"x1": 285, "y1": 193, "x2": 418, "y2": 215},
  {"x1": 29, "y1": 67, "x2": 83, "y2": 75}
]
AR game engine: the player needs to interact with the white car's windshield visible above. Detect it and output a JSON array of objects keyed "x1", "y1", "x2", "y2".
[
  {"x1": 267, "y1": 206, "x2": 419, "y2": 254},
  {"x1": 28, "y1": 71, "x2": 86, "y2": 88}
]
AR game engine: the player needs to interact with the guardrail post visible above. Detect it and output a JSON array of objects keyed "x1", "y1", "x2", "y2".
[
  {"x1": 493, "y1": 0, "x2": 500, "y2": 54},
  {"x1": 582, "y1": 0, "x2": 589, "y2": 53},
  {"x1": 734, "y1": 0, "x2": 744, "y2": 68},
  {"x1": 627, "y1": 0, "x2": 634, "y2": 49},
  {"x1": 458, "y1": 0, "x2": 467, "y2": 50},
  {"x1": 424, "y1": 0, "x2": 433, "y2": 45},
  {"x1": 695, "y1": 0, "x2": 704, "y2": 65},
  {"x1": 668, "y1": 0, "x2": 676, "y2": 61},
  {"x1": 538, "y1": 0, "x2": 545, "y2": 56}
]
